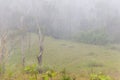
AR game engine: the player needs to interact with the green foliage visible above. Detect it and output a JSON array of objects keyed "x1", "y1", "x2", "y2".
[
  {"x1": 0, "y1": 64, "x2": 5, "y2": 74},
  {"x1": 0, "y1": 65, "x2": 3, "y2": 74},
  {"x1": 24, "y1": 64, "x2": 39, "y2": 80},
  {"x1": 24, "y1": 64, "x2": 39, "y2": 74},
  {"x1": 75, "y1": 29, "x2": 109, "y2": 45},
  {"x1": 60, "y1": 69, "x2": 73, "y2": 80},
  {"x1": 42, "y1": 74, "x2": 49, "y2": 80},
  {"x1": 42, "y1": 70, "x2": 57, "y2": 80},
  {"x1": 40, "y1": 65, "x2": 53, "y2": 73},
  {"x1": 46, "y1": 70, "x2": 57, "y2": 78},
  {"x1": 90, "y1": 72, "x2": 112, "y2": 80},
  {"x1": 61, "y1": 75, "x2": 72, "y2": 80},
  {"x1": 5, "y1": 69, "x2": 14, "y2": 80}
]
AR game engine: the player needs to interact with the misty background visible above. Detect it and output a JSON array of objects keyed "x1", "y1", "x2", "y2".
[
  {"x1": 1, "y1": 1, "x2": 120, "y2": 80},
  {"x1": 0, "y1": 0, "x2": 120, "y2": 45}
]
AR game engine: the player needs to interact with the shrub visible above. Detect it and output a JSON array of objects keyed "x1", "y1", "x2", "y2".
[
  {"x1": 60, "y1": 69, "x2": 75, "y2": 80},
  {"x1": 24, "y1": 64, "x2": 39, "y2": 80},
  {"x1": 41, "y1": 70, "x2": 57, "y2": 80},
  {"x1": 4, "y1": 70, "x2": 14, "y2": 80},
  {"x1": 90, "y1": 72, "x2": 112, "y2": 80},
  {"x1": 75, "y1": 29, "x2": 109, "y2": 45}
]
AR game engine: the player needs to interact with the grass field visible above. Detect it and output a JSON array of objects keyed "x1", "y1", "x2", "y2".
[{"x1": 6, "y1": 35, "x2": 120, "y2": 79}]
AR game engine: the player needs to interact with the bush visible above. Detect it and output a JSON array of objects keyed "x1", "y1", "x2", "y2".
[
  {"x1": 41, "y1": 70, "x2": 57, "y2": 80},
  {"x1": 24, "y1": 64, "x2": 39, "y2": 80},
  {"x1": 90, "y1": 72, "x2": 112, "y2": 80},
  {"x1": 60, "y1": 69, "x2": 75, "y2": 80},
  {"x1": 75, "y1": 29, "x2": 109, "y2": 45}
]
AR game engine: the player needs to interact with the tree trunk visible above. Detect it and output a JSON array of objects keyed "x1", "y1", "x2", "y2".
[
  {"x1": 20, "y1": 16, "x2": 26, "y2": 68},
  {"x1": 37, "y1": 27, "x2": 44, "y2": 66},
  {"x1": 0, "y1": 32, "x2": 8, "y2": 73},
  {"x1": 28, "y1": 32, "x2": 31, "y2": 54},
  {"x1": 21, "y1": 35, "x2": 25, "y2": 67}
]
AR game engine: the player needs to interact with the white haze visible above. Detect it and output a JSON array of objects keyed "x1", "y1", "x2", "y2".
[{"x1": 0, "y1": 0, "x2": 120, "y2": 33}]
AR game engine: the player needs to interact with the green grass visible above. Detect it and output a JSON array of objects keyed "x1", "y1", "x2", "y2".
[{"x1": 6, "y1": 34, "x2": 120, "y2": 79}]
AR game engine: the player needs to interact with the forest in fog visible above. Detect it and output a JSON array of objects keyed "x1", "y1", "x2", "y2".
[
  {"x1": 0, "y1": 0, "x2": 120, "y2": 80},
  {"x1": 1, "y1": 0, "x2": 120, "y2": 45}
]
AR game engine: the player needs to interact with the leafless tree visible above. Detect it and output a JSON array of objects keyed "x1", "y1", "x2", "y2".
[
  {"x1": 0, "y1": 31, "x2": 8, "y2": 73},
  {"x1": 37, "y1": 26, "x2": 44, "y2": 66},
  {"x1": 20, "y1": 16, "x2": 26, "y2": 67}
]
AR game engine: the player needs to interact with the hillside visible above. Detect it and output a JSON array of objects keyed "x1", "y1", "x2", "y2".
[{"x1": 7, "y1": 35, "x2": 120, "y2": 79}]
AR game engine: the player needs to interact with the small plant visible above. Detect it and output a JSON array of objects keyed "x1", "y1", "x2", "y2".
[
  {"x1": 41, "y1": 74, "x2": 49, "y2": 80},
  {"x1": 61, "y1": 75, "x2": 72, "y2": 80},
  {"x1": 5, "y1": 69, "x2": 14, "y2": 80},
  {"x1": 0, "y1": 64, "x2": 5, "y2": 74},
  {"x1": 42, "y1": 70, "x2": 57, "y2": 80},
  {"x1": 24, "y1": 64, "x2": 39, "y2": 80},
  {"x1": 60, "y1": 69, "x2": 73, "y2": 80},
  {"x1": 90, "y1": 72, "x2": 112, "y2": 80}
]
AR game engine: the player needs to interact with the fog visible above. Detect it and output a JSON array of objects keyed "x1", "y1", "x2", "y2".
[
  {"x1": 0, "y1": 0, "x2": 120, "y2": 43},
  {"x1": 1, "y1": 1, "x2": 120, "y2": 79}
]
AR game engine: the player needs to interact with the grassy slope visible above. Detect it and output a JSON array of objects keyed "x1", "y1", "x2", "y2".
[
  {"x1": 7, "y1": 35, "x2": 120, "y2": 78},
  {"x1": 45, "y1": 37, "x2": 120, "y2": 70}
]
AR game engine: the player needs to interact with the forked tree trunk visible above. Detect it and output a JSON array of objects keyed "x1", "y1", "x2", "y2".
[{"x1": 37, "y1": 27, "x2": 44, "y2": 66}]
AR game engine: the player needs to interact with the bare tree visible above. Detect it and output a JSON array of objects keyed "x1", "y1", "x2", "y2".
[
  {"x1": 20, "y1": 16, "x2": 26, "y2": 67},
  {"x1": 0, "y1": 31, "x2": 8, "y2": 73},
  {"x1": 37, "y1": 26, "x2": 44, "y2": 66}
]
